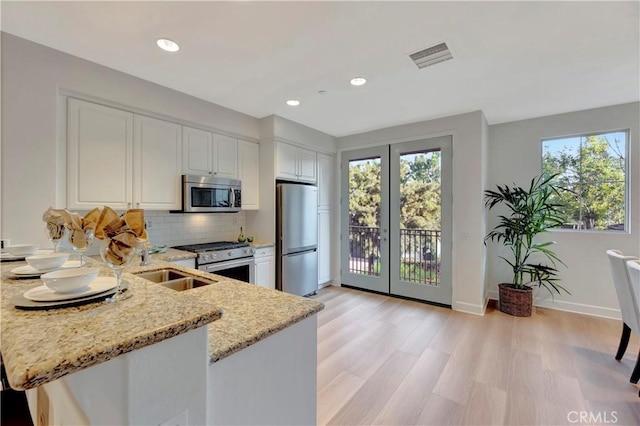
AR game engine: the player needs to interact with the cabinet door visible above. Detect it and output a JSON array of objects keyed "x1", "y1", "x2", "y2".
[
  {"x1": 318, "y1": 210, "x2": 332, "y2": 285},
  {"x1": 213, "y1": 133, "x2": 238, "y2": 179},
  {"x1": 254, "y1": 257, "x2": 275, "y2": 289},
  {"x1": 182, "y1": 126, "x2": 212, "y2": 175},
  {"x1": 67, "y1": 98, "x2": 133, "y2": 209},
  {"x1": 238, "y1": 140, "x2": 260, "y2": 210},
  {"x1": 297, "y1": 148, "x2": 317, "y2": 183},
  {"x1": 133, "y1": 115, "x2": 182, "y2": 210},
  {"x1": 317, "y1": 153, "x2": 334, "y2": 209},
  {"x1": 276, "y1": 142, "x2": 299, "y2": 180},
  {"x1": 254, "y1": 246, "x2": 275, "y2": 289}
]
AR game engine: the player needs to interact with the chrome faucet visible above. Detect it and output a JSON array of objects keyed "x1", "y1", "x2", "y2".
[{"x1": 140, "y1": 244, "x2": 150, "y2": 266}]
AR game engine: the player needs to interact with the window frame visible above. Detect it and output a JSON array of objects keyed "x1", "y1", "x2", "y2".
[{"x1": 540, "y1": 128, "x2": 630, "y2": 234}]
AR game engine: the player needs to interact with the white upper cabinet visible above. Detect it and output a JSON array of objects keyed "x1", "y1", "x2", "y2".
[
  {"x1": 275, "y1": 142, "x2": 298, "y2": 180},
  {"x1": 182, "y1": 126, "x2": 212, "y2": 176},
  {"x1": 133, "y1": 115, "x2": 182, "y2": 210},
  {"x1": 238, "y1": 139, "x2": 260, "y2": 210},
  {"x1": 67, "y1": 98, "x2": 133, "y2": 210},
  {"x1": 276, "y1": 142, "x2": 317, "y2": 183},
  {"x1": 67, "y1": 98, "x2": 182, "y2": 210},
  {"x1": 182, "y1": 127, "x2": 238, "y2": 179},
  {"x1": 317, "y1": 153, "x2": 334, "y2": 210},
  {"x1": 297, "y1": 148, "x2": 317, "y2": 182},
  {"x1": 213, "y1": 133, "x2": 238, "y2": 179}
]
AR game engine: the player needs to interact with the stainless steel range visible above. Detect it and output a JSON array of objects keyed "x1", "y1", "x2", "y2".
[{"x1": 172, "y1": 241, "x2": 256, "y2": 283}]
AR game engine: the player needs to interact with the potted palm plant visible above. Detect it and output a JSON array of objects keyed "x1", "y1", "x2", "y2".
[{"x1": 484, "y1": 174, "x2": 568, "y2": 316}]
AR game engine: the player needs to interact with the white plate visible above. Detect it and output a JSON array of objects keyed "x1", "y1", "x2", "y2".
[
  {"x1": 1, "y1": 250, "x2": 54, "y2": 261},
  {"x1": 24, "y1": 277, "x2": 117, "y2": 302},
  {"x1": 10, "y1": 260, "x2": 82, "y2": 277}
]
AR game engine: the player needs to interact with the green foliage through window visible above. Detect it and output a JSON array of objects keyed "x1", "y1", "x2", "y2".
[{"x1": 542, "y1": 131, "x2": 627, "y2": 231}]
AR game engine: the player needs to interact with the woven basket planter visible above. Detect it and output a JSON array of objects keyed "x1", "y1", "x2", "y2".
[{"x1": 498, "y1": 283, "x2": 533, "y2": 317}]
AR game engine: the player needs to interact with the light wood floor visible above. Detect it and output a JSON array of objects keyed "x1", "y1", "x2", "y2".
[{"x1": 312, "y1": 286, "x2": 640, "y2": 426}]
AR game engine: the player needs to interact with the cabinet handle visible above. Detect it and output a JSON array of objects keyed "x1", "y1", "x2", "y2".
[
  {"x1": 127, "y1": 202, "x2": 132, "y2": 207},
  {"x1": 209, "y1": 171, "x2": 212, "y2": 175},
  {"x1": 136, "y1": 202, "x2": 140, "y2": 207}
]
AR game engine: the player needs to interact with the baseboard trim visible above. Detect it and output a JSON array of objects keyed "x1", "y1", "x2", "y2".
[
  {"x1": 453, "y1": 300, "x2": 487, "y2": 316},
  {"x1": 486, "y1": 290, "x2": 621, "y2": 320}
]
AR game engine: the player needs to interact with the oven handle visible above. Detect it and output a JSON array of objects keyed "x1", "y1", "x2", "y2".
[{"x1": 200, "y1": 257, "x2": 253, "y2": 273}]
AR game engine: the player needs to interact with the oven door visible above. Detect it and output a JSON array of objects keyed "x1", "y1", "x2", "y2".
[{"x1": 199, "y1": 257, "x2": 255, "y2": 284}]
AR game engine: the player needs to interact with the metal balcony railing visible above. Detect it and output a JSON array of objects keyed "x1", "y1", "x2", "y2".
[{"x1": 348, "y1": 226, "x2": 441, "y2": 285}]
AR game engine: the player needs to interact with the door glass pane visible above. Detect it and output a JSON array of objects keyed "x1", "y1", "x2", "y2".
[
  {"x1": 399, "y1": 150, "x2": 441, "y2": 286},
  {"x1": 348, "y1": 158, "x2": 381, "y2": 276}
]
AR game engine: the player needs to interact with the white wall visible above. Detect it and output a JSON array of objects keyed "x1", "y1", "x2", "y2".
[
  {"x1": 271, "y1": 115, "x2": 337, "y2": 153},
  {"x1": 338, "y1": 111, "x2": 488, "y2": 315},
  {"x1": 1, "y1": 33, "x2": 259, "y2": 246},
  {"x1": 487, "y1": 102, "x2": 640, "y2": 318}
]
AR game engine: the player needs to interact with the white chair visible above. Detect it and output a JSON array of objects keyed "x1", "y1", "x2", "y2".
[
  {"x1": 625, "y1": 259, "x2": 640, "y2": 394},
  {"x1": 606, "y1": 249, "x2": 640, "y2": 381}
]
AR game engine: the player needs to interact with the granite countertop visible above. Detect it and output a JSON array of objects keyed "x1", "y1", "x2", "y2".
[
  {"x1": 249, "y1": 241, "x2": 274, "y2": 249},
  {"x1": 152, "y1": 247, "x2": 197, "y2": 262},
  {"x1": 1, "y1": 254, "x2": 323, "y2": 390}
]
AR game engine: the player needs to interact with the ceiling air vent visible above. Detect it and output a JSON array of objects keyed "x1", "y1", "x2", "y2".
[{"x1": 409, "y1": 42, "x2": 453, "y2": 69}]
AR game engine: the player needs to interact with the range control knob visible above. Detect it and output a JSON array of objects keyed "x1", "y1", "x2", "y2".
[{"x1": 228, "y1": 252, "x2": 233, "y2": 257}]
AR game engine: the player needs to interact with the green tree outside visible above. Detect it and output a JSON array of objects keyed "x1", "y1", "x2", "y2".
[{"x1": 542, "y1": 133, "x2": 626, "y2": 230}]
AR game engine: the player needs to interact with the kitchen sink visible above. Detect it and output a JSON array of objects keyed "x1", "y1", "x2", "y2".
[{"x1": 133, "y1": 268, "x2": 217, "y2": 291}]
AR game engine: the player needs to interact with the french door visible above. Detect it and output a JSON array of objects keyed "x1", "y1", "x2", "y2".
[{"x1": 341, "y1": 136, "x2": 452, "y2": 305}]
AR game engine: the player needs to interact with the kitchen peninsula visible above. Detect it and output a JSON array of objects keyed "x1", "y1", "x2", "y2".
[{"x1": 1, "y1": 253, "x2": 324, "y2": 425}]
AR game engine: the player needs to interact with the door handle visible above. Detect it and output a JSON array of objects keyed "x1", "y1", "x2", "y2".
[{"x1": 229, "y1": 188, "x2": 235, "y2": 207}]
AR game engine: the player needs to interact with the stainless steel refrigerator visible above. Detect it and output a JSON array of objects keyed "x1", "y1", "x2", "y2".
[{"x1": 276, "y1": 183, "x2": 318, "y2": 297}]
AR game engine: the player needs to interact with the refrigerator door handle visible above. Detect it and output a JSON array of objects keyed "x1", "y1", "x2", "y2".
[{"x1": 283, "y1": 245, "x2": 317, "y2": 256}]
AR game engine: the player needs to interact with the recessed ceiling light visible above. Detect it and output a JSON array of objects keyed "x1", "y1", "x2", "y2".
[
  {"x1": 286, "y1": 99, "x2": 300, "y2": 106},
  {"x1": 156, "y1": 38, "x2": 180, "y2": 53},
  {"x1": 350, "y1": 77, "x2": 367, "y2": 86}
]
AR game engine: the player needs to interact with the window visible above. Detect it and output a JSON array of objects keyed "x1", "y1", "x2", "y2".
[{"x1": 542, "y1": 130, "x2": 628, "y2": 231}]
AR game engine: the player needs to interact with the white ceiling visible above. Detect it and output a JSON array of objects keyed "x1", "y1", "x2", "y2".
[{"x1": 1, "y1": 1, "x2": 638, "y2": 137}]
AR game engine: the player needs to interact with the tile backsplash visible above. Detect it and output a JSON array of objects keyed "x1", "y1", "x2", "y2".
[{"x1": 144, "y1": 211, "x2": 247, "y2": 247}]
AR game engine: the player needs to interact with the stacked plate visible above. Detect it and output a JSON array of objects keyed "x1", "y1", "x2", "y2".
[
  {"x1": 13, "y1": 274, "x2": 119, "y2": 310},
  {"x1": 1, "y1": 249, "x2": 53, "y2": 262},
  {"x1": 9, "y1": 261, "x2": 82, "y2": 278},
  {"x1": 8, "y1": 252, "x2": 79, "y2": 278}
]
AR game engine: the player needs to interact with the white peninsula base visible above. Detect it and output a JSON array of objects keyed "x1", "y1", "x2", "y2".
[{"x1": 25, "y1": 316, "x2": 318, "y2": 425}]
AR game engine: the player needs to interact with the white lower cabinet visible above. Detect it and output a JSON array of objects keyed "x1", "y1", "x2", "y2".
[{"x1": 253, "y1": 246, "x2": 275, "y2": 289}]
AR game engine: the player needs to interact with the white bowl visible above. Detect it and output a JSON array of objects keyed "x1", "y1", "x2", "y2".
[
  {"x1": 41, "y1": 267, "x2": 98, "y2": 293},
  {"x1": 26, "y1": 252, "x2": 70, "y2": 271},
  {"x1": 5, "y1": 244, "x2": 39, "y2": 256}
]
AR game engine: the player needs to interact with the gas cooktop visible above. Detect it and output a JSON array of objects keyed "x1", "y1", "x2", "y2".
[{"x1": 173, "y1": 241, "x2": 249, "y2": 253}]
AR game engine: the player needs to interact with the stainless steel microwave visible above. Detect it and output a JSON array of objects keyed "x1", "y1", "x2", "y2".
[{"x1": 181, "y1": 175, "x2": 241, "y2": 213}]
